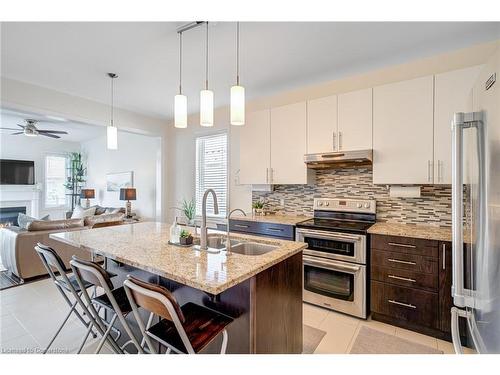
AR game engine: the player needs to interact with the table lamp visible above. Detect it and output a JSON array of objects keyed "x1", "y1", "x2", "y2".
[
  {"x1": 120, "y1": 188, "x2": 136, "y2": 218},
  {"x1": 80, "y1": 189, "x2": 95, "y2": 208}
]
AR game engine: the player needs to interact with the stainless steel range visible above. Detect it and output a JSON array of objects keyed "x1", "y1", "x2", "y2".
[{"x1": 296, "y1": 198, "x2": 376, "y2": 319}]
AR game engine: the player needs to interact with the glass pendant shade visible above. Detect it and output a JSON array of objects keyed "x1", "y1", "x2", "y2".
[
  {"x1": 230, "y1": 85, "x2": 245, "y2": 125},
  {"x1": 107, "y1": 126, "x2": 118, "y2": 150},
  {"x1": 174, "y1": 94, "x2": 187, "y2": 128},
  {"x1": 200, "y1": 89, "x2": 214, "y2": 127}
]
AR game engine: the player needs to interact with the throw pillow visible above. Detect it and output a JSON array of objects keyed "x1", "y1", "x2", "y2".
[
  {"x1": 104, "y1": 207, "x2": 121, "y2": 214},
  {"x1": 71, "y1": 205, "x2": 97, "y2": 219},
  {"x1": 17, "y1": 213, "x2": 50, "y2": 230}
]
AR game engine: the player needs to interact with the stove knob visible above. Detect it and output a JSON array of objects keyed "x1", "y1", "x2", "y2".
[
  {"x1": 325, "y1": 202, "x2": 330, "y2": 206},
  {"x1": 318, "y1": 202, "x2": 323, "y2": 207},
  {"x1": 364, "y1": 203, "x2": 370, "y2": 208},
  {"x1": 357, "y1": 203, "x2": 362, "y2": 208}
]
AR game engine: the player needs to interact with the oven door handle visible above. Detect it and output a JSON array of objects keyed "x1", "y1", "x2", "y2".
[
  {"x1": 303, "y1": 255, "x2": 362, "y2": 274},
  {"x1": 296, "y1": 228, "x2": 363, "y2": 242}
]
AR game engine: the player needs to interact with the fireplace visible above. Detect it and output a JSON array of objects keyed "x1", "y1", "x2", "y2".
[{"x1": 0, "y1": 206, "x2": 27, "y2": 227}]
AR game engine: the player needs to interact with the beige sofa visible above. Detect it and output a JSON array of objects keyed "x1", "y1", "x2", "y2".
[{"x1": 0, "y1": 212, "x2": 124, "y2": 281}]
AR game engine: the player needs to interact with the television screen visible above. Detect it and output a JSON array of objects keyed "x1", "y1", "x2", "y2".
[{"x1": 0, "y1": 159, "x2": 35, "y2": 185}]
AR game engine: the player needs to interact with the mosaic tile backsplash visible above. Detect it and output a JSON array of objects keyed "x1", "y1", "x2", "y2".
[{"x1": 252, "y1": 168, "x2": 452, "y2": 227}]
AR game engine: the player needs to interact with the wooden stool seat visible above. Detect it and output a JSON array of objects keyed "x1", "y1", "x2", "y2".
[{"x1": 146, "y1": 302, "x2": 233, "y2": 353}]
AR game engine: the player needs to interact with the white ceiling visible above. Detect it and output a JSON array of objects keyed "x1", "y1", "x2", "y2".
[
  {"x1": 0, "y1": 108, "x2": 104, "y2": 142},
  {"x1": 1, "y1": 22, "x2": 499, "y2": 121}
]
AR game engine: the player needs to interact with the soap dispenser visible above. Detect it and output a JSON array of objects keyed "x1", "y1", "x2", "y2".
[{"x1": 170, "y1": 216, "x2": 180, "y2": 244}]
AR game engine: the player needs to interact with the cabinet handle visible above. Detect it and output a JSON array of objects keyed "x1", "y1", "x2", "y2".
[
  {"x1": 388, "y1": 242, "x2": 416, "y2": 249},
  {"x1": 438, "y1": 160, "x2": 443, "y2": 183},
  {"x1": 269, "y1": 168, "x2": 274, "y2": 184},
  {"x1": 332, "y1": 132, "x2": 337, "y2": 151},
  {"x1": 267, "y1": 227, "x2": 284, "y2": 232},
  {"x1": 234, "y1": 224, "x2": 250, "y2": 229},
  {"x1": 339, "y1": 131, "x2": 343, "y2": 150},
  {"x1": 266, "y1": 167, "x2": 269, "y2": 184},
  {"x1": 388, "y1": 274, "x2": 416, "y2": 283},
  {"x1": 442, "y1": 243, "x2": 446, "y2": 270},
  {"x1": 387, "y1": 258, "x2": 417, "y2": 266},
  {"x1": 427, "y1": 160, "x2": 433, "y2": 182},
  {"x1": 388, "y1": 299, "x2": 417, "y2": 309}
]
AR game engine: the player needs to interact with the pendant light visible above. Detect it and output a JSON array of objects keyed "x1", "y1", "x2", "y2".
[
  {"x1": 107, "y1": 73, "x2": 118, "y2": 150},
  {"x1": 174, "y1": 32, "x2": 187, "y2": 128},
  {"x1": 200, "y1": 22, "x2": 214, "y2": 127},
  {"x1": 230, "y1": 22, "x2": 245, "y2": 126}
]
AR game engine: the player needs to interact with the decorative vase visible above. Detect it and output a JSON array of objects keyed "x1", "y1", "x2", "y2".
[
  {"x1": 180, "y1": 236, "x2": 193, "y2": 246},
  {"x1": 254, "y1": 208, "x2": 264, "y2": 216}
]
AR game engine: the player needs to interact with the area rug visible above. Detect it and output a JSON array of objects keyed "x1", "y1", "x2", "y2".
[
  {"x1": 0, "y1": 271, "x2": 22, "y2": 291},
  {"x1": 303, "y1": 324, "x2": 326, "y2": 354},
  {"x1": 349, "y1": 326, "x2": 443, "y2": 354}
]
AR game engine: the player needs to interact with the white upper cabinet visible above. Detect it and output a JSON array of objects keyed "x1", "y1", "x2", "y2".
[
  {"x1": 434, "y1": 65, "x2": 482, "y2": 184},
  {"x1": 271, "y1": 101, "x2": 313, "y2": 184},
  {"x1": 239, "y1": 109, "x2": 271, "y2": 185},
  {"x1": 338, "y1": 88, "x2": 373, "y2": 151},
  {"x1": 373, "y1": 75, "x2": 434, "y2": 184},
  {"x1": 307, "y1": 95, "x2": 337, "y2": 153}
]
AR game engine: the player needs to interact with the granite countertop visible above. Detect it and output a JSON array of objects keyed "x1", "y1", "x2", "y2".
[
  {"x1": 50, "y1": 221, "x2": 306, "y2": 295},
  {"x1": 368, "y1": 222, "x2": 452, "y2": 242},
  {"x1": 230, "y1": 213, "x2": 311, "y2": 226}
]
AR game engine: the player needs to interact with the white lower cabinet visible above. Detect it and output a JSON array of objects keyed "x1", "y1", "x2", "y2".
[
  {"x1": 238, "y1": 109, "x2": 271, "y2": 185},
  {"x1": 373, "y1": 75, "x2": 434, "y2": 184}
]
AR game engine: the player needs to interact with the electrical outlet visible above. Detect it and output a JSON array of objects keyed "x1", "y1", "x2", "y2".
[{"x1": 280, "y1": 199, "x2": 285, "y2": 207}]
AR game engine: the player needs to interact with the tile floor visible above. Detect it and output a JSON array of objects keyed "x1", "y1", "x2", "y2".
[{"x1": 0, "y1": 278, "x2": 473, "y2": 354}]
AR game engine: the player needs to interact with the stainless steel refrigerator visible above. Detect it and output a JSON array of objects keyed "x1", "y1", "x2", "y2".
[{"x1": 451, "y1": 46, "x2": 500, "y2": 354}]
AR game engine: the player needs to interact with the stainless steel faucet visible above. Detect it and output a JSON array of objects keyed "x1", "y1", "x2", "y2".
[
  {"x1": 226, "y1": 208, "x2": 246, "y2": 255},
  {"x1": 200, "y1": 189, "x2": 219, "y2": 250}
]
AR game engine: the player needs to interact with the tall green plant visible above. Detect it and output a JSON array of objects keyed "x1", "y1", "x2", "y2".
[
  {"x1": 181, "y1": 198, "x2": 196, "y2": 222},
  {"x1": 64, "y1": 152, "x2": 87, "y2": 210}
]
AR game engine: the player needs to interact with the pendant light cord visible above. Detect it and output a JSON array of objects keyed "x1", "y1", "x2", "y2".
[
  {"x1": 179, "y1": 32, "x2": 183, "y2": 95},
  {"x1": 110, "y1": 76, "x2": 114, "y2": 127},
  {"x1": 205, "y1": 21, "x2": 209, "y2": 90},
  {"x1": 236, "y1": 22, "x2": 240, "y2": 86}
]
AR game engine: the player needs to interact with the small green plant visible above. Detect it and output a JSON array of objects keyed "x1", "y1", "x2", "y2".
[
  {"x1": 252, "y1": 201, "x2": 265, "y2": 210},
  {"x1": 180, "y1": 229, "x2": 192, "y2": 239},
  {"x1": 181, "y1": 198, "x2": 196, "y2": 222}
]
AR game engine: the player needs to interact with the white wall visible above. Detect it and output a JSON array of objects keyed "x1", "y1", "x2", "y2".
[
  {"x1": 81, "y1": 131, "x2": 161, "y2": 220},
  {"x1": 0, "y1": 134, "x2": 81, "y2": 219}
]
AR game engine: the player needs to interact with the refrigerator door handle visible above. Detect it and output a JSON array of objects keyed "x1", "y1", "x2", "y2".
[
  {"x1": 451, "y1": 112, "x2": 483, "y2": 308},
  {"x1": 451, "y1": 307, "x2": 466, "y2": 354}
]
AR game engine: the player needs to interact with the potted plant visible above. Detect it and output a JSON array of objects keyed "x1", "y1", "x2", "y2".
[
  {"x1": 181, "y1": 198, "x2": 196, "y2": 225},
  {"x1": 179, "y1": 229, "x2": 193, "y2": 246},
  {"x1": 252, "y1": 200, "x2": 266, "y2": 216}
]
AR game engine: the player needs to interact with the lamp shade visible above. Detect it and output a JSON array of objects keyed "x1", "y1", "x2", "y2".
[
  {"x1": 80, "y1": 189, "x2": 95, "y2": 199},
  {"x1": 119, "y1": 188, "x2": 136, "y2": 201}
]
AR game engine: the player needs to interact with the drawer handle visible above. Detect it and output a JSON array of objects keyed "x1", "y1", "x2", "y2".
[
  {"x1": 267, "y1": 227, "x2": 284, "y2": 232},
  {"x1": 388, "y1": 274, "x2": 416, "y2": 283},
  {"x1": 387, "y1": 258, "x2": 417, "y2": 266},
  {"x1": 388, "y1": 242, "x2": 416, "y2": 249},
  {"x1": 234, "y1": 224, "x2": 250, "y2": 229},
  {"x1": 388, "y1": 299, "x2": 417, "y2": 309}
]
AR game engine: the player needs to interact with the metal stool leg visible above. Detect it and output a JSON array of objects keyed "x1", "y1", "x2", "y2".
[{"x1": 95, "y1": 313, "x2": 118, "y2": 354}]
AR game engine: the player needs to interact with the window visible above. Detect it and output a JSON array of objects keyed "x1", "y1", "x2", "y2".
[
  {"x1": 195, "y1": 133, "x2": 228, "y2": 218},
  {"x1": 45, "y1": 155, "x2": 68, "y2": 207}
]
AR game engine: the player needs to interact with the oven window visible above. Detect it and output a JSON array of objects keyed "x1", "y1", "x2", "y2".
[
  {"x1": 304, "y1": 236, "x2": 355, "y2": 257},
  {"x1": 304, "y1": 265, "x2": 354, "y2": 301}
]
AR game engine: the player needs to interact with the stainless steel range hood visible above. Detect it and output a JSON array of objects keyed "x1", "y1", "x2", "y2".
[{"x1": 304, "y1": 150, "x2": 373, "y2": 170}]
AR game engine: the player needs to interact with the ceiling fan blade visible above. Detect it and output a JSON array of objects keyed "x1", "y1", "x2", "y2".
[
  {"x1": 10, "y1": 132, "x2": 24, "y2": 135},
  {"x1": 17, "y1": 124, "x2": 26, "y2": 129},
  {"x1": 38, "y1": 130, "x2": 68, "y2": 134},
  {"x1": 0, "y1": 127, "x2": 22, "y2": 131},
  {"x1": 39, "y1": 133, "x2": 60, "y2": 139}
]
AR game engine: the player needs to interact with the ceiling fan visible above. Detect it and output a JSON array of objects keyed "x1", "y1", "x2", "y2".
[{"x1": 0, "y1": 119, "x2": 68, "y2": 139}]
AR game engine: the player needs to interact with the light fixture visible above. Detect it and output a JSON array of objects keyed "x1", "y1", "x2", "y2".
[
  {"x1": 174, "y1": 32, "x2": 187, "y2": 128},
  {"x1": 230, "y1": 22, "x2": 245, "y2": 126},
  {"x1": 200, "y1": 22, "x2": 214, "y2": 127},
  {"x1": 107, "y1": 73, "x2": 118, "y2": 150}
]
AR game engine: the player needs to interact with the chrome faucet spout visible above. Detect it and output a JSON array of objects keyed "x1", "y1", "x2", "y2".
[
  {"x1": 226, "y1": 208, "x2": 247, "y2": 255},
  {"x1": 200, "y1": 189, "x2": 219, "y2": 250}
]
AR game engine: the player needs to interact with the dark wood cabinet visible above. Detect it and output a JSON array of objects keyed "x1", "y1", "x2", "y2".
[{"x1": 370, "y1": 234, "x2": 455, "y2": 339}]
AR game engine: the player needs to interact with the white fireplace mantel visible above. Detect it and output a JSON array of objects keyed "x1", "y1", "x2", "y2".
[{"x1": 0, "y1": 184, "x2": 42, "y2": 218}]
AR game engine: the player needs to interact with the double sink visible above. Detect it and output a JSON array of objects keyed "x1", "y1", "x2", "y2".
[{"x1": 192, "y1": 234, "x2": 278, "y2": 256}]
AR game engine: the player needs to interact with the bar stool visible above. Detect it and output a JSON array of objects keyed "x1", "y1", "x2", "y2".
[
  {"x1": 34, "y1": 243, "x2": 106, "y2": 354},
  {"x1": 123, "y1": 275, "x2": 233, "y2": 354},
  {"x1": 70, "y1": 256, "x2": 144, "y2": 354}
]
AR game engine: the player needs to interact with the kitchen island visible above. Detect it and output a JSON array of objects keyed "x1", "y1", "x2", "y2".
[{"x1": 50, "y1": 221, "x2": 306, "y2": 354}]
